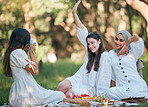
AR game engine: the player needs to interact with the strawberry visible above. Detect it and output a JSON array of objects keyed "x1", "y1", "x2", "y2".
[
  {"x1": 72, "y1": 94, "x2": 76, "y2": 98},
  {"x1": 66, "y1": 94, "x2": 71, "y2": 98},
  {"x1": 83, "y1": 94, "x2": 90, "y2": 97}
]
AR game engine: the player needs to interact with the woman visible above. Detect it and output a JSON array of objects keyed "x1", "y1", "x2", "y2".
[
  {"x1": 106, "y1": 30, "x2": 148, "y2": 100},
  {"x1": 3, "y1": 28, "x2": 65, "y2": 106},
  {"x1": 57, "y1": 0, "x2": 111, "y2": 97}
]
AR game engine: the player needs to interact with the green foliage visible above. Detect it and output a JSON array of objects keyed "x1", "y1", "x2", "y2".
[
  {"x1": 35, "y1": 45, "x2": 51, "y2": 62},
  {"x1": 141, "y1": 54, "x2": 148, "y2": 83},
  {"x1": 34, "y1": 19, "x2": 50, "y2": 33},
  {"x1": 132, "y1": 15, "x2": 143, "y2": 34},
  {"x1": 1, "y1": 0, "x2": 148, "y2": 58},
  {"x1": 0, "y1": 0, "x2": 27, "y2": 56},
  {"x1": 31, "y1": 0, "x2": 69, "y2": 25},
  {"x1": 0, "y1": 0, "x2": 26, "y2": 34}
]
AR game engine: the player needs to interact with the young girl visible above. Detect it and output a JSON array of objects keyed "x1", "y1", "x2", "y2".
[
  {"x1": 57, "y1": 0, "x2": 111, "y2": 97},
  {"x1": 3, "y1": 28, "x2": 65, "y2": 106},
  {"x1": 106, "y1": 30, "x2": 148, "y2": 100}
]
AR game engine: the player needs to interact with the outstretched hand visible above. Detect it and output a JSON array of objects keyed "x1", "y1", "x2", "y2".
[
  {"x1": 72, "y1": 0, "x2": 81, "y2": 14},
  {"x1": 117, "y1": 45, "x2": 128, "y2": 56}
]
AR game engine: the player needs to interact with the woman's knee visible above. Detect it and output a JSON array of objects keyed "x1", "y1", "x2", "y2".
[
  {"x1": 57, "y1": 79, "x2": 72, "y2": 92},
  {"x1": 105, "y1": 87, "x2": 117, "y2": 98},
  {"x1": 105, "y1": 87, "x2": 125, "y2": 100}
]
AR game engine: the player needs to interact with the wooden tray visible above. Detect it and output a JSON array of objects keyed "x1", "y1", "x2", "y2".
[
  {"x1": 63, "y1": 98, "x2": 90, "y2": 106},
  {"x1": 63, "y1": 98, "x2": 112, "y2": 107}
]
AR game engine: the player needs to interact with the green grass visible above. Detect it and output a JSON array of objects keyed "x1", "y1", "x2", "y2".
[
  {"x1": 34, "y1": 58, "x2": 82, "y2": 90},
  {"x1": 0, "y1": 54, "x2": 148, "y2": 106},
  {"x1": 141, "y1": 54, "x2": 148, "y2": 84}
]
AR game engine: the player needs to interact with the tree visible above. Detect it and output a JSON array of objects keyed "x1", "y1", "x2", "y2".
[
  {"x1": 0, "y1": 0, "x2": 26, "y2": 55},
  {"x1": 126, "y1": 0, "x2": 148, "y2": 37},
  {"x1": 22, "y1": 2, "x2": 38, "y2": 46}
]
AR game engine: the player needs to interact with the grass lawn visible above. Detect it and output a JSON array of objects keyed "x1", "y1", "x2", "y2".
[{"x1": 0, "y1": 54, "x2": 148, "y2": 106}]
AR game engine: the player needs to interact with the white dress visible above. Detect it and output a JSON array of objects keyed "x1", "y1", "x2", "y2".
[
  {"x1": 67, "y1": 26, "x2": 111, "y2": 96},
  {"x1": 106, "y1": 37, "x2": 148, "y2": 100},
  {"x1": 9, "y1": 49, "x2": 65, "y2": 107}
]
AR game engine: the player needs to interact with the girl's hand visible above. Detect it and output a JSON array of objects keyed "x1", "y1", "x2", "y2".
[
  {"x1": 27, "y1": 42, "x2": 38, "y2": 75},
  {"x1": 29, "y1": 42, "x2": 36, "y2": 56},
  {"x1": 117, "y1": 45, "x2": 128, "y2": 56},
  {"x1": 31, "y1": 42, "x2": 36, "y2": 52},
  {"x1": 72, "y1": 0, "x2": 81, "y2": 14},
  {"x1": 117, "y1": 34, "x2": 139, "y2": 56}
]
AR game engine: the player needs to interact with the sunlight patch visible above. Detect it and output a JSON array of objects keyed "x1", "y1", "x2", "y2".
[{"x1": 57, "y1": 75, "x2": 64, "y2": 81}]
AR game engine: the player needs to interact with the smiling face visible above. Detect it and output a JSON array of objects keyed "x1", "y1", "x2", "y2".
[
  {"x1": 115, "y1": 34, "x2": 126, "y2": 49},
  {"x1": 87, "y1": 38, "x2": 101, "y2": 54}
]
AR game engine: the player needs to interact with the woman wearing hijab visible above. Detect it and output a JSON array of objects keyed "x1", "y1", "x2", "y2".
[{"x1": 106, "y1": 30, "x2": 148, "y2": 100}]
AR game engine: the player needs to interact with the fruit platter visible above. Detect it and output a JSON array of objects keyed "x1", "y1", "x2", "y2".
[{"x1": 63, "y1": 94, "x2": 114, "y2": 107}]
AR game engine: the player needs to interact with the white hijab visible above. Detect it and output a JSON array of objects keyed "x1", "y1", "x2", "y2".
[{"x1": 114, "y1": 30, "x2": 132, "y2": 54}]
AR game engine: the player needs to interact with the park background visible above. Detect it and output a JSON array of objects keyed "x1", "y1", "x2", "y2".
[{"x1": 0, "y1": 0, "x2": 148, "y2": 105}]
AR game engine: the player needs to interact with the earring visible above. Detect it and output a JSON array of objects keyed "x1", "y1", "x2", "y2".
[{"x1": 99, "y1": 39, "x2": 101, "y2": 44}]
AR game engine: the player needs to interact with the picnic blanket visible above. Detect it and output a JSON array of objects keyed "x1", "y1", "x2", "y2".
[
  {"x1": 57, "y1": 97, "x2": 148, "y2": 107},
  {"x1": 1, "y1": 97, "x2": 148, "y2": 107}
]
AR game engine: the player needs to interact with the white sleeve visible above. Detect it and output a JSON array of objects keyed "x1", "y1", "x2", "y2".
[
  {"x1": 96, "y1": 52, "x2": 111, "y2": 96},
  {"x1": 10, "y1": 49, "x2": 35, "y2": 71},
  {"x1": 77, "y1": 26, "x2": 89, "y2": 48},
  {"x1": 130, "y1": 37, "x2": 144, "y2": 61}
]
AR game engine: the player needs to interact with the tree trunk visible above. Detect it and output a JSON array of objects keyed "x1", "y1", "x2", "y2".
[
  {"x1": 81, "y1": 0, "x2": 99, "y2": 32},
  {"x1": 49, "y1": 14, "x2": 73, "y2": 58},
  {"x1": 118, "y1": 3, "x2": 127, "y2": 32},
  {"x1": 126, "y1": 0, "x2": 148, "y2": 38},
  {"x1": 103, "y1": 0, "x2": 116, "y2": 50},
  {"x1": 22, "y1": 2, "x2": 38, "y2": 46},
  {"x1": 126, "y1": 4, "x2": 133, "y2": 35}
]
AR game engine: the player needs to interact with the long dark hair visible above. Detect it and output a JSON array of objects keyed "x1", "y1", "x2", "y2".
[
  {"x1": 86, "y1": 31, "x2": 105, "y2": 73},
  {"x1": 3, "y1": 28, "x2": 30, "y2": 77}
]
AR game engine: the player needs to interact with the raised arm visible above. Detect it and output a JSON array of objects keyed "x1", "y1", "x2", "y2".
[
  {"x1": 72, "y1": 0, "x2": 84, "y2": 29},
  {"x1": 25, "y1": 43, "x2": 39, "y2": 75},
  {"x1": 117, "y1": 34, "x2": 139, "y2": 56}
]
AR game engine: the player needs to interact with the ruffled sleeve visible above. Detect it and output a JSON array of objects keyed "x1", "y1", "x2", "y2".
[
  {"x1": 77, "y1": 26, "x2": 88, "y2": 48},
  {"x1": 96, "y1": 52, "x2": 111, "y2": 96},
  {"x1": 130, "y1": 37, "x2": 144, "y2": 61},
  {"x1": 10, "y1": 49, "x2": 35, "y2": 72}
]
